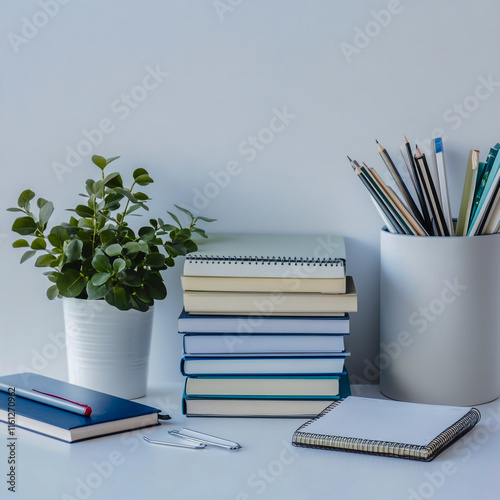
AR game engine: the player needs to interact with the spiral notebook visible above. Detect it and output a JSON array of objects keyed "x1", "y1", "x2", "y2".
[
  {"x1": 184, "y1": 233, "x2": 346, "y2": 279},
  {"x1": 292, "y1": 396, "x2": 481, "y2": 461}
]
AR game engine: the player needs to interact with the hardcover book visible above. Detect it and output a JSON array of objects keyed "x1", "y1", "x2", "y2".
[{"x1": 0, "y1": 373, "x2": 160, "y2": 443}]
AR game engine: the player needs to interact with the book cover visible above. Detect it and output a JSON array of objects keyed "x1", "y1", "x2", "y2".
[
  {"x1": 178, "y1": 309, "x2": 350, "y2": 334},
  {"x1": 0, "y1": 373, "x2": 160, "y2": 443}
]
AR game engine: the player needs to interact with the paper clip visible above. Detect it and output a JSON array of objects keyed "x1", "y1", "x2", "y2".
[
  {"x1": 143, "y1": 436, "x2": 206, "y2": 449},
  {"x1": 168, "y1": 428, "x2": 241, "y2": 450}
]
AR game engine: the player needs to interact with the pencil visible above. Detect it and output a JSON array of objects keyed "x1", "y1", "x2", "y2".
[
  {"x1": 414, "y1": 146, "x2": 450, "y2": 236},
  {"x1": 403, "y1": 136, "x2": 432, "y2": 232},
  {"x1": 348, "y1": 157, "x2": 404, "y2": 232},
  {"x1": 348, "y1": 157, "x2": 405, "y2": 233},
  {"x1": 361, "y1": 162, "x2": 416, "y2": 235},
  {"x1": 369, "y1": 167, "x2": 428, "y2": 236},
  {"x1": 376, "y1": 140, "x2": 425, "y2": 227}
]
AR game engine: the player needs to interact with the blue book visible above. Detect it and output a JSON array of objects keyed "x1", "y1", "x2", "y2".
[
  {"x1": 0, "y1": 373, "x2": 161, "y2": 442},
  {"x1": 178, "y1": 309, "x2": 350, "y2": 334},
  {"x1": 180, "y1": 355, "x2": 348, "y2": 376}
]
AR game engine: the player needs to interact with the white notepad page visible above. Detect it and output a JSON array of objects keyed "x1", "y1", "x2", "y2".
[{"x1": 305, "y1": 396, "x2": 472, "y2": 446}]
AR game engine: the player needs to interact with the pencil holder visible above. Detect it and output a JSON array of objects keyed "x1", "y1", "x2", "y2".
[{"x1": 379, "y1": 228, "x2": 500, "y2": 406}]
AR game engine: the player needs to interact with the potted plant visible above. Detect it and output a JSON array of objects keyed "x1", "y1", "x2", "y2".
[{"x1": 8, "y1": 155, "x2": 214, "y2": 399}]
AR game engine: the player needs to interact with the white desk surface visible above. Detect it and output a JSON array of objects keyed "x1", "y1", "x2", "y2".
[{"x1": 3, "y1": 384, "x2": 500, "y2": 500}]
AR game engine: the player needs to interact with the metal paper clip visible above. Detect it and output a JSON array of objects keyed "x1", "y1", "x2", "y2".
[
  {"x1": 168, "y1": 428, "x2": 241, "y2": 450},
  {"x1": 143, "y1": 436, "x2": 206, "y2": 449}
]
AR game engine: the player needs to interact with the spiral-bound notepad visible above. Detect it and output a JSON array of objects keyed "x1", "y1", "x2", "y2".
[
  {"x1": 292, "y1": 396, "x2": 481, "y2": 461},
  {"x1": 184, "y1": 233, "x2": 346, "y2": 279}
]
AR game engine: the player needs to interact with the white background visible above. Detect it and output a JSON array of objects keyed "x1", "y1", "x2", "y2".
[{"x1": 2, "y1": 0, "x2": 500, "y2": 387}]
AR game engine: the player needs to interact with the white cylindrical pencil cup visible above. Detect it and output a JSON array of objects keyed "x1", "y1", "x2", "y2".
[{"x1": 380, "y1": 228, "x2": 500, "y2": 406}]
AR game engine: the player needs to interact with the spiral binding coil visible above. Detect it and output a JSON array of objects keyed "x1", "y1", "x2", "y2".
[{"x1": 185, "y1": 255, "x2": 346, "y2": 267}]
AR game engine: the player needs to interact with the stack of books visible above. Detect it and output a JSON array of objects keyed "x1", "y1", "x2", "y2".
[{"x1": 177, "y1": 233, "x2": 357, "y2": 418}]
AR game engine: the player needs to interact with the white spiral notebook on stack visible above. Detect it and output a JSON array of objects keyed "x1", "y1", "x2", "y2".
[{"x1": 183, "y1": 233, "x2": 346, "y2": 279}]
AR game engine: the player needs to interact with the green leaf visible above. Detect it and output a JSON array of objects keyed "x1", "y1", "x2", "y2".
[
  {"x1": 12, "y1": 216, "x2": 37, "y2": 235},
  {"x1": 86, "y1": 280, "x2": 111, "y2": 300},
  {"x1": 133, "y1": 168, "x2": 148, "y2": 179},
  {"x1": 144, "y1": 272, "x2": 167, "y2": 300},
  {"x1": 48, "y1": 226, "x2": 68, "y2": 249},
  {"x1": 133, "y1": 192, "x2": 149, "y2": 201},
  {"x1": 105, "y1": 285, "x2": 130, "y2": 310},
  {"x1": 99, "y1": 229, "x2": 117, "y2": 246},
  {"x1": 104, "y1": 172, "x2": 123, "y2": 188},
  {"x1": 31, "y1": 238, "x2": 47, "y2": 250},
  {"x1": 7, "y1": 207, "x2": 24, "y2": 212},
  {"x1": 174, "y1": 205, "x2": 193, "y2": 218},
  {"x1": 175, "y1": 228, "x2": 192, "y2": 241},
  {"x1": 123, "y1": 241, "x2": 142, "y2": 255},
  {"x1": 12, "y1": 239, "x2": 29, "y2": 248},
  {"x1": 37, "y1": 197, "x2": 48, "y2": 208},
  {"x1": 134, "y1": 174, "x2": 154, "y2": 186},
  {"x1": 135, "y1": 286, "x2": 153, "y2": 305},
  {"x1": 125, "y1": 204, "x2": 142, "y2": 216},
  {"x1": 18, "y1": 189, "x2": 35, "y2": 209},
  {"x1": 46, "y1": 285, "x2": 59, "y2": 300},
  {"x1": 105, "y1": 243, "x2": 122, "y2": 257},
  {"x1": 167, "y1": 211, "x2": 181, "y2": 227},
  {"x1": 123, "y1": 271, "x2": 142, "y2": 287},
  {"x1": 92, "y1": 155, "x2": 107, "y2": 170},
  {"x1": 138, "y1": 226, "x2": 155, "y2": 241},
  {"x1": 92, "y1": 253, "x2": 111, "y2": 273},
  {"x1": 113, "y1": 258, "x2": 126, "y2": 273},
  {"x1": 91, "y1": 272, "x2": 111, "y2": 286},
  {"x1": 56, "y1": 269, "x2": 86, "y2": 297},
  {"x1": 35, "y1": 254, "x2": 57, "y2": 267},
  {"x1": 20, "y1": 250, "x2": 36, "y2": 263},
  {"x1": 129, "y1": 295, "x2": 150, "y2": 312},
  {"x1": 184, "y1": 239, "x2": 198, "y2": 253},
  {"x1": 166, "y1": 241, "x2": 187, "y2": 256},
  {"x1": 74, "y1": 205, "x2": 94, "y2": 218},
  {"x1": 197, "y1": 216, "x2": 217, "y2": 222},
  {"x1": 191, "y1": 227, "x2": 207, "y2": 238},
  {"x1": 115, "y1": 188, "x2": 137, "y2": 203},
  {"x1": 85, "y1": 179, "x2": 94, "y2": 196},
  {"x1": 160, "y1": 223, "x2": 177, "y2": 232},
  {"x1": 39, "y1": 201, "x2": 54, "y2": 226},
  {"x1": 65, "y1": 239, "x2": 83, "y2": 262},
  {"x1": 106, "y1": 156, "x2": 120, "y2": 165},
  {"x1": 145, "y1": 253, "x2": 166, "y2": 268}
]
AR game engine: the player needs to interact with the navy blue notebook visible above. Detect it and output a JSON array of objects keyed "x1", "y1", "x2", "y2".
[{"x1": 0, "y1": 373, "x2": 160, "y2": 443}]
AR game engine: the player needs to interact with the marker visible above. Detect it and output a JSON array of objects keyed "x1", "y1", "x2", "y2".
[{"x1": 0, "y1": 383, "x2": 92, "y2": 416}]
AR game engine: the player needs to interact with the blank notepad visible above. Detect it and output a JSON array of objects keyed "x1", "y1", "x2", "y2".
[{"x1": 292, "y1": 396, "x2": 481, "y2": 461}]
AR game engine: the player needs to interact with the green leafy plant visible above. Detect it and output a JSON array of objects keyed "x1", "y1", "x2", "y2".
[{"x1": 8, "y1": 155, "x2": 215, "y2": 312}]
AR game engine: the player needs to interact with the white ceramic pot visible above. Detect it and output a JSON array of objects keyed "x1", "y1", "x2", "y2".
[{"x1": 62, "y1": 298, "x2": 154, "y2": 399}]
